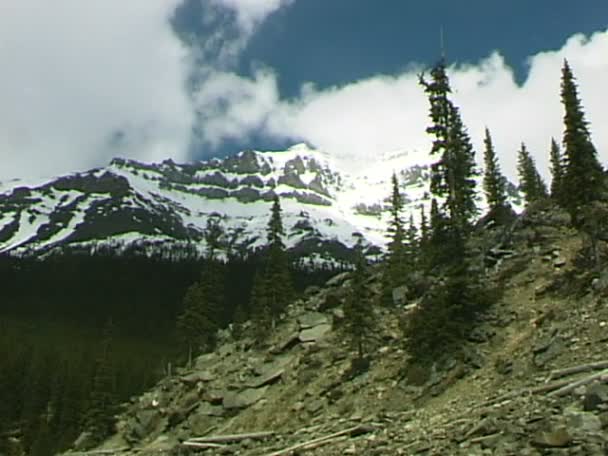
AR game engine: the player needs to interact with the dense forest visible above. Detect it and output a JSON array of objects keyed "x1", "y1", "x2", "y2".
[{"x1": 0, "y1": 249, "x2": 341, "y2": 455}]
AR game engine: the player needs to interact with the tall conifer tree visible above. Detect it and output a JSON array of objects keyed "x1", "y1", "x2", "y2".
[
  {"x1": 482, "y1": 128, "x2": 508, "y2": 211},
  {"x1": 560, "y1": 60, "x2": 605, "y2": 223},
  {"x1": 380, "y1": 173, "x2": 408, "y2": 305},
  {"x1": 343, "y1": 238, "x2": 374, "y2": 361},
  {"x1": 517, "y1": 143, "x2": 548, "y2": 205},
  {"x1": 420, "y1": 60, "x2": 478, "y2": 235},
  {"x1": 549, "y1": 137, "x2": 565, "y2": 204}
]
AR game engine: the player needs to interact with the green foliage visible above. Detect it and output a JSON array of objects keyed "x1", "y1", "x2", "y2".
[
  {"x1": 380, "y1": 173, "x2": 409, "y2": 305},
  {"x1": 549, "y1": 138, "x2": 565, "y2": 204},
  {"x1": 250, "y1": 195, "x2": 293, "y2": 338},
  {"x1": 402, "y1": 264, "x2": 497, "y2": 363},
  {"x1": 343, "y1": 239, "x2": 375, "y2": 360},
  {"x1": 176, "y1": 260, "x2": 225, "y2": 359},
  {"x1": 560, "y1": 60, "x2": 605, "y2": 224},
  {"x1": 482, "y1": 128, "x2": 508, "y2": 211},
  {"x1": 517, "y1": 143, "x2": 548, "y2": 205},
  {"x1": 420, "y1": 60, "x2": 479, "y2": 234},
  {"x1": 84, "y1": 320, "x2": 118, "y2": 444}
]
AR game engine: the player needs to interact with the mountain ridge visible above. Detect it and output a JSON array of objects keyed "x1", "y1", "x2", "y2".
[{"x1": 0, "y1": 144, "x2": 521, "y2": 262}]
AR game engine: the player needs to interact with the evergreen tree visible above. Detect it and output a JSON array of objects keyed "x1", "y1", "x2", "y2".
[
  {"x1": 343, "y1": 239, "x2": 374, "y2": 361},
  {"x1": 380, "y1": 173, "x2": 409, "y2": 305},
  {"x1": 420, "y1": 60, "x2": 478, "y2": 235},
  {"x1": 84, "y1": 320, "x2": 117, "y2": 444},
  {"x1": 482, "y1": 127, "x2": 508, "y2": 211},
  {"x1": 176, "y1": 220, "x2": 226, "y2": 361},
  {"x1": 251, "y1": 195, "x2": 293, "y2": 335},
  {"x1": 176, "y1": 260, "x2": 225, "y2": 360},
  {"x1": 549, "y1": 137, "x2": 565, "y2": 204},
  {"x1": 560, "y1": 60, "x2": 605, "y2": 223},
  {"x1": 517, "y1": 143, "x2": 548, "y2": 205}
]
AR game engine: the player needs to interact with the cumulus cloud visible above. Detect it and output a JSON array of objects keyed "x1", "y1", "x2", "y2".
[
  {"x1": 196, "y1": 29, "x2": 608, "y2": 182},
  {"x1": 0, "y1": 0, "x2": 193, "y2": 181}
]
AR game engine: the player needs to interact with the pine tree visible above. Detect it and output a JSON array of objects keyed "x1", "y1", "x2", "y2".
[
  {"x1": 176, "y1": 260, "x2": 225, "y2": 360},
  {"x1": 549, "y1": 138, "x2": 565, "y2": 204},
  {"x1": 343, "y1": 238, "x2": 374, "y2": 361},
  {"x1": 176, "y1": 220, "x2": 226, "y2": 361},
  {"x1": 84, "y1": 320, "x2": 117, "y2": 444},
  {"x1": 482, "y1": 128, "x2": 508, "y2": 211},
  {"x1": 251, "y1": 195, "x2": 293, "y2": 335},
  {"x1": 380, "y1": 173, "x2": 409, "y2": 305},
  {"x1": 420, "y1": 60, "x2": 478, "y2": 235},
  {"x1": 517, "y1": 143, "x2": 548, "y2": 205},
  {"x1": 560, "y1": 60, "x2": 605, "y2": 223}
]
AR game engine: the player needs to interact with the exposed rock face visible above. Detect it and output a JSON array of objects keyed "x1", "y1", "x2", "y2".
[{"x1": 61, "y1": 204, "x2": 608, "y2": 455}]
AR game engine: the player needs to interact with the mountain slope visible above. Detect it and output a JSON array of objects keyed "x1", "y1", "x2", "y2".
[{"x1": 62, "y1": 202, "x2": 608, "y2": 455}]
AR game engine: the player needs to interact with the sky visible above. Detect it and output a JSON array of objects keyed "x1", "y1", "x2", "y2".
[{"x1": 0, "y1": 0, "x2": 607, "y2": 183}]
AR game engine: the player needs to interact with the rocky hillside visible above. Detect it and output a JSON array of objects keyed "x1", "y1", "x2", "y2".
[
  {"x1": 60, "y1": 202, "x2": 608, "y2": 456},
  {"x1": 0, "y1": 144, "x2": 521, "y2": 265}
]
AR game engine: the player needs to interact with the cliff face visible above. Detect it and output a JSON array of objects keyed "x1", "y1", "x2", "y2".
[{"x1": 64, "y1": 202, "x2": 608, "y2": 456}]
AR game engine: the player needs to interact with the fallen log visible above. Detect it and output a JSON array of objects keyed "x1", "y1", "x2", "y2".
[
  {"x1": 262, "y1": 424, "x2": 374, "y2": 456},
  {"x1": 67, "y1": 448, "x2": 130, "y2": 455},
  {"x1": 187, "y1": 430, "x2": 276, "y2": 444},
  {"x1": 547, "y1": 368, "x2": 608, "y2": 397},
  {"x1": 547, "y1": 360, "x2": 608, "y2": 380},
  {"x1": 182, "y1": 441, "x2": 227, "y2": 449}
]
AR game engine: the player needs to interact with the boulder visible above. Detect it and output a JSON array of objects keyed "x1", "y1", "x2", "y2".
[
  {"x1": 583, "y1": 383, "x2": 608, "y2": 411},
  {"x1": 299, "y1": 324, "x2": 331, "y2": 343},
  {"x1": 297, "y1": 312, "x2": 328, "y2": 329},
  {"x1": 223, "y1": 387, "x2": 269, "y2": 410},
  {"x1": 531, "y1": 426, "x2": 572, "y2": 448}
]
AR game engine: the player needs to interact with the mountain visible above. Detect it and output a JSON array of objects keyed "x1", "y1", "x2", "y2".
[{"x1": 0, "y1": 143, "x2": 522, "y2": 263}]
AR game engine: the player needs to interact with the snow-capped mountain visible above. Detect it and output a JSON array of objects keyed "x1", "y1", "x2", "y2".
[{"x1": 0, "y1": 144, "x2": 520, "y2": 264}]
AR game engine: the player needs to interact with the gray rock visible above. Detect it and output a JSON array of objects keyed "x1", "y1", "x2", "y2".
[
  {"x1": 299, "y1": 323, "x2": 331, "y2": 342},
  {"x1": 298, "y1": 312, "x2": 328, "y2": 329},
  {"x1": 136, "y1": 409, "x2": 163, "y2": 437},
  {"x1": 196, "y1": 402, "x2": 224, "y2": 417},
  {"x1": 181, "y1": 370, "x2": 214, "y2": 384},
  {"x1": 223, "y1": 387, "x2": 268, "y2": 410},
  {"x1": 583, "y1": 383, "x2": 608, "y2": 411},
  {"x1": 531, "y1": 426, "x2": 572, "y2": 448},
  {"x1": 566, "y1": 410, "x2": 603, "y2": 435}
]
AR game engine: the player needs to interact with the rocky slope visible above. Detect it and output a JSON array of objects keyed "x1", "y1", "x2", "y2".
[
  {"x1": 63, "y1": 202, "x2": 608, "y2": 456},
  {"x1": 0, "y1": 144, "x2": 521, "y2": 265}
]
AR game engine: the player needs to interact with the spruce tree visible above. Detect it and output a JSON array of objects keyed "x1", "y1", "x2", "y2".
[
  {"x1": 549, "y1": 137, "x2": 565, "y2": 204},
  {"x1": 176, "y1": 260, "x2": 225, "y2": 360},
  {"x1": 560, "y1": 60, "x2": 605, "y2": 223},
  {"x1": 251, "y1": 195, "x2": 293, "y2": 335},
  {"x1": 380, "y1": 173, "x2": 408, "y2": 305},
  {"x1": 517, "y1": 143, "x2": 548, "y2": 205},
  {"x1": 85, "y1": 320, "x2": 117, "y2": 444},
  {"x1": 420, "y1": 60, "x2": 478, "y2": 235},
  {"x1": 176, "y1": 220, "x2": 226, "y2": 361},
  {"x1": 343, "y1": 238, "x2": 374, "y2": 361},
  {"x1": 482, "y1": 128, "x2": 508, "y2": 211}
]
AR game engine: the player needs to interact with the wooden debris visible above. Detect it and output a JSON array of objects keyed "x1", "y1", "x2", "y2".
[
  {"x1": 547, "y1": 360, "x2": 608, "y2": 380},
  {"x1": 547, "y1": 368, "x2": 608, "y2": 397},
  {"x1": 186, "y1": 430, "x2": 276, "y2": 444},
  {"x1": 262, "y1": 424, "x2": 374, "y2": 456}
]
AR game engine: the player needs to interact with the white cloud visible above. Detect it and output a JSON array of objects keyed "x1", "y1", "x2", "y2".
[
  {"x1": 197, "y1": 29, "x2": 608, "y2": 183},
  {"x1": 0, "y1": 0, "x2": 194, "y2": 181}
]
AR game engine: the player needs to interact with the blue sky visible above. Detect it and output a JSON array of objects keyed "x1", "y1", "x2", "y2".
[
  {"x1": 0, "y1": 0, "x2": 607, "y2": 181},
  {"x1": 237, "y1": 0, "x2": 608, "y2": 94}
]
